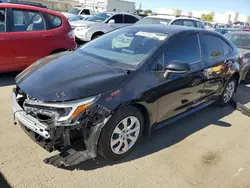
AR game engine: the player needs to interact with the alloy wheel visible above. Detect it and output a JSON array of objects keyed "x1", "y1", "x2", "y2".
[
  {"x1": 110, "y1": 116, "x2": 140, "y2": 155},
  {"x1": 223, "y1": 81, "x2": 235, "y2": 103}
]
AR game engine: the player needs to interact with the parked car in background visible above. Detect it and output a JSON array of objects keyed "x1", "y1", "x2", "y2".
[
  {"x1": 204, "y1": 21, "x2": 213, "y2": 29},
  {"x1": 61, "y1": 6, "x2": 95, "y2": 19},
  {"x1": 135, "y1": 15, "x2": 205, "y2": 28},
  {"x1": 225, "y1": 31, "x2": 250, "y2": 82},
  {"x1": 233, "y1": 21, "x2": 249, "y2": 29},
  {"x1": 214, "y1": 28, "x2": 241, "y2": 35},
  {"x1": 12, "y1": 25, "x2": 241, "y2": 166},
  {"x1": 72, "y1": 12, "x2": 140, "y2": 42},
  {"x1": 68, "y1": 15, "x2": 89, "y2": 23},
  {"x1": 0, "y1": 3, "x2": 76, "y2": 72}
]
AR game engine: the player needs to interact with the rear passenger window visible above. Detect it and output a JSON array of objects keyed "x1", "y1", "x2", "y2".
[
  {"x1": 200, "y1": 35, "x2": 223, "y2": 60},
  {"x1": 48, "y1": 14, "x2": 62, "y2": 29},
  {"x1": 12, "y1": 9, "x2": 45, "y2": 32},
  {"x1": 221, "y1": 39, "x2": 233, "y2": 55},
  {"x1": 0, "y1": 8, "x2": 5, "y2": 32},
  {"x1": 171, "y1": 20, "x2": 182, "y2": 25},
  {"x1": 183, "y1": 20, "x2": 195, "y2": 27},
  {"x1": 164, "y1": 34, "x2": 200, "y2": 66},
  {"x1": 124, "y1": 15, "x2": 138, "y2": 23}
]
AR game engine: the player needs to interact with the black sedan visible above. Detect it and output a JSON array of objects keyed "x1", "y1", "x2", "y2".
[
  {"x1": 12, "y1": 25, "x2": 241, "y2": 166},
  {"x1": 225, "y1": 31, "x2": 250, "y2": 82}
]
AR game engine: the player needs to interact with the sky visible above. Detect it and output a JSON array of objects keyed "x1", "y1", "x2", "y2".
[{"x1": 135, "y1": 0, "x2": 250, "y2": 15}]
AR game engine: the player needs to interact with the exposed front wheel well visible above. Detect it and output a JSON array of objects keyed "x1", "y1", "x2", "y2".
[
  {"x1": 232, "y1": 72, "x2": 240, "y2": 91},
  {"x1": 132, "y1": 104, "x2": 151, "y2": 135}
]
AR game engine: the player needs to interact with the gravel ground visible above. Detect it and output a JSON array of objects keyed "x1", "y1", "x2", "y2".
[{"x1": 1, "y1": 73, "x2": 250, "y2": 188}]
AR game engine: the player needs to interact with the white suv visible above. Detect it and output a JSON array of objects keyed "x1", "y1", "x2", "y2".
[
  {"x1": 72, "y1": 12, "x2": 140, "y2": 42},
  {"x1": 136, "y1": 15, "x2": 205, "y2": 29}
]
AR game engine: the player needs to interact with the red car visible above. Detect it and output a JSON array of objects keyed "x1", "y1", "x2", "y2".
[{"x1": 0, "y1": 3, "x2": 76, "y2": 72}]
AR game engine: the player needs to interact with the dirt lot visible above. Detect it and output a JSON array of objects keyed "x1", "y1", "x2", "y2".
[{"x1": 1, "y1": 73, "x2": 250, "y2": 188}]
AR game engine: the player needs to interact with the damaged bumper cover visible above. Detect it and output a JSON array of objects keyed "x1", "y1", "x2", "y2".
[
  {"x1": 11, "y1": 91, "x2": 51, "y2": 139},
  {"x1": 11, "y1": 88, "x2": 112, "y2": 167}
]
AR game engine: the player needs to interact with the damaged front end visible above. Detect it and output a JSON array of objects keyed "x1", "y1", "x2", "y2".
[{"x1": 11, "y1": 86, "x2": 112, "y2": 167}]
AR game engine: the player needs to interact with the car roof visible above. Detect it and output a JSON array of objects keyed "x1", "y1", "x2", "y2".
[
  {"x1": 129, "y1": 24, "x2": 210, "y2": 34},
  {"x1": 146, "y1": 15, "x2": 202, "y2": 22},
  {"x1": 0, "y1": 3, "x2": 63, "y2": 16},
  {"x1": 227, "y1": 31, "x2": 250, "y2": 35},
  {"x1": 103, "y1": 11, "x2": 137, "y2": 16}
]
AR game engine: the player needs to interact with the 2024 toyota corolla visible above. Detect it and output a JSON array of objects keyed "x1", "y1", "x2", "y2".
[{"x1": 12, "y1": 25, "x2": 241, "y2": 167}]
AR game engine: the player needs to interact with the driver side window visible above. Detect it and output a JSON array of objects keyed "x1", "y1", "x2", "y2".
[
  {"x1": 154, "y1": 34, "x2": 200, "y2": 71},
  {"x1": 12, "y1": 9, "x2": 45, "y2": 32}
]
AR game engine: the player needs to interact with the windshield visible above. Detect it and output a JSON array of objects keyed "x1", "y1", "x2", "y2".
[
  {"x1": 225, "y1": 33, "x2": 250, "y2": 49},
  {"x1": 135, "y1": 17, "x2": 171, "y2": 25},
  {"x1": 79, "y1": 27, "x2": 168, "y2": 68},
  {"x1": 68, "y1": 8, "x2": 80, "y2": 15},
  {"x1": 86, "y1": 13, "x2": 111, "y2": 22}
]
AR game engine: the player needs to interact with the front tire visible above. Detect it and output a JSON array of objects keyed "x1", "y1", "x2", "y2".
[
  {"x1": 217, "y1": 78, "x2": 236, "y2": 106},
  {"x1": 98, "y1": 106, "x2": 144, "y2": 161}
]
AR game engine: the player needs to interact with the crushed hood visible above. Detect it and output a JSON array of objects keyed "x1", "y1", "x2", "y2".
[{"x1": 16, "y1": 51, "x2": 128, "y2": 102}]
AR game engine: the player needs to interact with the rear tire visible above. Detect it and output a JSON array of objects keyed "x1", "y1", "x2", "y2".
[
  {"x1": 98, "y1": 106, "x2": 144, "y2": 161},
  {"x1": 217, "y1": 78, "x2": 236, "y2": 106}
]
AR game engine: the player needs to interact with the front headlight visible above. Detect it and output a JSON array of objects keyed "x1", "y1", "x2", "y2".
[
  {"x1": 75, "y1": 26, "x2": 89, "y2": 31},
  {"x1": 23, "y1": 95, "x2": 99, "y2": 126}
]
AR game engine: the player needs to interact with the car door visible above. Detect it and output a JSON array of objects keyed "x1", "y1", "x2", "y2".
[
  {"x1": 10, "y1": 8, "x2": 49, "y2": 70},
  {"x1": 0, "y1": 8, "x2": 14, "y2": 72},
  {"x1": 108, "y1": 14, "x2": 125, "y2": 29},
  {"x1": 199, "y1": 34, "x2": 234, "y2": 98},
  {"x1": 156, "y1": 34, "x2": 206, "y2": 122}
]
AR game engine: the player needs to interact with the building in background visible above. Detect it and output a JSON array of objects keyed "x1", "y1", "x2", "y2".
[
  {"x1": 156, "y1": 8, "x2": 250, "y2": 24},
  {"x1": 213, "y1": 13, "x2": 230, "y2": 23},
  {"x1": 78, "y1": 0, "x2": 135, "y2": 12},
  {"x1": 181, "y1": 11, "x2": 192, "y2": 17},
  {"x1": 157, "y1": 8, "x2": 181, "y2": 16},
  {"x1": 31, "y1": 0, "x2": 135, "y2": 12}
]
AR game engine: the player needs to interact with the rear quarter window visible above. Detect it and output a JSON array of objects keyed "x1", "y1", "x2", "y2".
[
  {"x1": 48, "y1": 14, "x2": 62, "y2": 29},
  {"x1": 196, "y1": 21, "x2": 204, "y2": 28}
]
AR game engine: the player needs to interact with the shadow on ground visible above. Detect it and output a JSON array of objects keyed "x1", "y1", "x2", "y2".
[
  {"x1": 63, "y1": 103, "x2": 235, "y2": 171},
  {"x1": 57, "y1": 84, "x2": 250, "y2": 171},
  {"x1": 0, "y1": 172, "x2": 11, "y2": 188},
  {"x1": 0, "y1": 72, "x2": 19, "y2": 87}
]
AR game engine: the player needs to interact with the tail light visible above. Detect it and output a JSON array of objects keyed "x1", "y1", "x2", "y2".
[{"x1": 68, "y1": 30, "x2": 75, "y2": 41}]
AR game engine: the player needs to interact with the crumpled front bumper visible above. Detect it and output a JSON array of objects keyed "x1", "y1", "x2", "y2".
[
  {"x1": 11, "y1": 91, "x2": 50, "y2": 139},
  {"x1": 11, "y1": 88, "x2": 112, "y2": 167}
]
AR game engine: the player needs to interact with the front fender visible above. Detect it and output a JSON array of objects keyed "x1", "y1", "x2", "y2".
[{"x1": 87, "y1": 25, "x2": 114, "y2": 39}]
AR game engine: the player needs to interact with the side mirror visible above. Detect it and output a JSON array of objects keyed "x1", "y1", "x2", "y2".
[
  {"x1": 164, "y1": 61, "x2": 190, "y2": 78},
  {"x1": 108, "y1": 19, "x2": 115, "y2": 25}
]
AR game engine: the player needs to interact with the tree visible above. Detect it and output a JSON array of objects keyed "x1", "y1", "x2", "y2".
[
  {"x1": 144, "y1": 9, "x2": 152, "y2": 14},
  {"x1": 201, "y1": 14, "x2": 214, "y2": 21}
]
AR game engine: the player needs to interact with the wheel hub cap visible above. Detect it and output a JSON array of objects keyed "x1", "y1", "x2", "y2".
[
  {"x1": 223, "y1": 81, "x2": 235, "y2": 103},
  {"x1": 110, "y1": 116, "x2": 140, "y2": 155}
]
